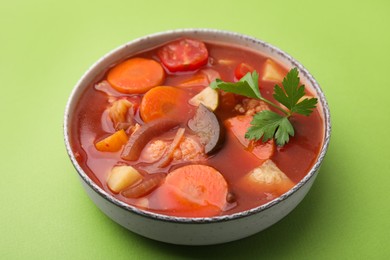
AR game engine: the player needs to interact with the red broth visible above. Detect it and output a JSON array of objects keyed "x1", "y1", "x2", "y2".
[{"x1": 69, "y1": 39, "x2": 323, "y2": 217}]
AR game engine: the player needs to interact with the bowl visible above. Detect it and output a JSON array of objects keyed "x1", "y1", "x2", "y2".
[{"x1": 64, "y1": 28, "x2": 331, "y2": 245}]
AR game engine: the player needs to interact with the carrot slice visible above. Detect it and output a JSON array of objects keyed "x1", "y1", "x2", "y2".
[
  {"x1": 140, "y1": 86, "x2": 190, "y2": 122},
  {"x1": 159, "y1": 164, "x2": 228, "y2": 217},
  {"x1": 107, "y1": 58, "x2": 165, "y2": 94},
  {"x1": 95, "y1": 129, "x2": 128, "y2": 152},
  {"x1": 225, "y1": 115, "x2": 275, "y2": 161}
]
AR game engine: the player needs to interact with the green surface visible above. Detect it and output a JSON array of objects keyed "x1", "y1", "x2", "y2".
[{"x1": 1, "y1": 0, "x2": 389, "y2": 259}]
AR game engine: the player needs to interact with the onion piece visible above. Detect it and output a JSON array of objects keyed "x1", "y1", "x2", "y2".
[
  {"x1": 157, "y1": 128, "x2": 185, "y2": 168},
  {"x1": 121, "y1": 173, "x2": 166, "y2": 198},
  {"x1": 108, "y1": 99, "x2": 135, "y2": 131},
  {"x1": 95, "y1": 80, "x2": 125, "y2": 97}
]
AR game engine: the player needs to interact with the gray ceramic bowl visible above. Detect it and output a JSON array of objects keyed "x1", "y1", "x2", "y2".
[{"x1": 64, "y1": 29, "x2": 331, "y2": 245}]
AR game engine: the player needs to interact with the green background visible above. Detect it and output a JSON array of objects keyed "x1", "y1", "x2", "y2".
[{"x1": 1, "y1": 0, "x2": 389, "y2": 259}]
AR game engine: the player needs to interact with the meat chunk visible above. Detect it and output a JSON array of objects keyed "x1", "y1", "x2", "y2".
[
  {"x1": 234, "y1": 98, "x2": 269, "y2": 116},
  {"x1": 173, "y1": 136, "x2": 205, "y2": 161},
  {"x1": 140, "y1": 135, "x2": 205, "y2": 165}
]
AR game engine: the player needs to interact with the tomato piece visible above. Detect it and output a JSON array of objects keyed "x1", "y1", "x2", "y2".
[
  {"x1": 157, "y1": 38, "x2": 209, "y2": 72},
  {"x1": 234, "y1": 62, "x2": 255, "y2": 80}
]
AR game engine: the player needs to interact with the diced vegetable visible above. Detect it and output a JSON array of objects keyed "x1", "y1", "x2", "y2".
[
  {"x1": 178, "y1": 74, "x2": 209, "y2": 87},
  {"x1": 107, "y1": 165, "x2": 142, "y2": 193},
  {"x1": 261, "y1": 59, "x2": 285, "y2": 82},
  {"x1": 189, "y1": 86, "x2": 219, "y2": 111},
  {"x1": 234, "y1": 62, "x2": 255, "y2": 80},
  {"x1": 122, "y1": 173, "x2": 166, "y2": 198},
  {"x1": 225, "y1": 115, "x2": 275, "y2": 160},
  {"x1": 159, "y1": 164, "x2": 228, "y2": 217},
  {"x1": 188, "y1": 104, "x2": 224, "y2": 154},
  {"x1": 240, "y1": 159, "x2": 295, "y2": 195},
  {"x1": 107, "y1": 58, "x2": 165, "y2": 94},
  {"x1": 157, "y1": 38, "x2": 209, "y2": 72},
  {"x1": 178, "y1": 69, "x2": 220, "y2": 87},
  {"x1": 139, "y1": 86, "x2": 189, "y2": 122},
  {"x1": 108, "y1": 99, "x2": 134, "y2": 130},
  {"x1": 95, "y1": 129, "x2": 128, "y2": 152},
  {"x1": 121, "y1": 119, "x2": 179, "y2": 161}
]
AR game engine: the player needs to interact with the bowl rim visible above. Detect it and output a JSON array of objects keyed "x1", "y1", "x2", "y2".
[{"x1": 63, "y1": 28, "x2": 331, "y2": 224}]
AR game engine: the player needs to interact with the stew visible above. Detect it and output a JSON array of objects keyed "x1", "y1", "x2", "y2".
[{"x1": 70, "y1": 38, "x2": 323, "y2": 217}]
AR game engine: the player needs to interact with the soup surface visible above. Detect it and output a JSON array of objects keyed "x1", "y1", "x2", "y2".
[{"x1": 70, "y1": 38, "x2": 323, "y2": 217}]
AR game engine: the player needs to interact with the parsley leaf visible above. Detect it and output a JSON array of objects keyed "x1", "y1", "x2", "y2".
[
  {"x1": 245, "y1": 111, "x2": 294, "y2": 146},
  {"x1": 210, "y1": 71, "x2": 261, "y2": 99},
  {"x1": 273, "y1": 68, "x2": 318, "y2": 115},
  {"x1": 210, "y1": 67, "x2": 318, "y2": 146}
]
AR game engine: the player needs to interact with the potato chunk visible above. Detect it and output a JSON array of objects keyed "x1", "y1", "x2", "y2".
[
  {"x1": 189, "y1": 86, "x2": 219, "y2": 111},
  {"x1": 95, "y1": 129, "x2": 128, "y2": 152},
  {"x1": 261, "y1": 59, "x2": 286, "y2": 82},
  {"x1": 241, "y1": 160, "x2": 295, "y2": 196},
  {"x1": 107, "y1": 165, "x2": 142, "y2": 193}
]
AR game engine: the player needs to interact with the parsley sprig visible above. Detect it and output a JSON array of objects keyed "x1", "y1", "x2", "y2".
[{"x1": 210, "y1": 68, "x2": 318, "y2": 146}]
